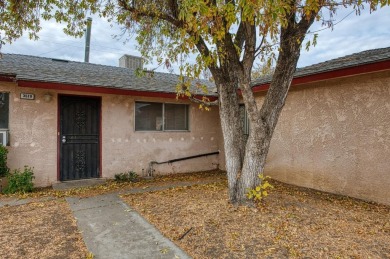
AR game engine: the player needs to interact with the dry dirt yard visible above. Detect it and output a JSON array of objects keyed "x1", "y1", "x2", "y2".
[
  {"x1": 123, "y1": 180, "x2": 390, "y2": 258},
  {"x1": 0, "y1": 199, "x2": 88, "y2": 258},
  {"x1": 0, "y1": 170, "x2": 224, "y2": 258},
  {"x1": 1, "y1": 171, "x2": 388, "y2": 258}
]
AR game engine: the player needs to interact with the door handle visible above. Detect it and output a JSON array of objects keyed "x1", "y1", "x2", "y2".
[{"x1": 62, "y1": 135, "x2": 66, "y2": 143}]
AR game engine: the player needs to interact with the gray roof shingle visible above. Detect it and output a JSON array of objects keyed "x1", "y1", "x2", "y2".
[
  {"x1": 0, "y1": 54, "x2": 215, "y2": 95},
  {"x1": 1, "y1": 47, "x2": 389, "y2": 93},
  {"x1": 251, "y1": 47, "x2": 390, "y2": 86}
]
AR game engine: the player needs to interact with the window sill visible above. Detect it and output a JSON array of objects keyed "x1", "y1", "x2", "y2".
[{"x1": 134, "y1": 130, "x2": 191, "y2": 133}]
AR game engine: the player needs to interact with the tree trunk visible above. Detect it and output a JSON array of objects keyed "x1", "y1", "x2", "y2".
[
  {"x1": 116, "y1": 0, "x2": 320, "y2": 206},
  {"x1": 217, "y1": 12, "x2": 317, "y2": 205},
  {"x1": 216, "y1": 78, "x2": 245, "y2": 203}
]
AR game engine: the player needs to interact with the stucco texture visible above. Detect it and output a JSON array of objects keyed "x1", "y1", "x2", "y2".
[
  {"x1": 101, "y1": 95, "x2": 221, "y2": 178},
  {"x1": 0, "y1": 82, "x2": 221, "y2": 187},
  {"x1": 2, "y1": 69, "x2": 389, "y2": 206},
  {"x1": 0, "y1": 82, "x2": 58, "y2": 187},
  {"x1": 260, "y1": 71, "x2": 390, "y2": 205}
]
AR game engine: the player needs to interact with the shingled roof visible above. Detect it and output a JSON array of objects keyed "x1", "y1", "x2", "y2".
[
  {"x1": 251, "y1": 47, "x2": 390, "y2": 86},
  {"x1": 1, "y1": 47, "x2": 389, "y2": 94},
  {"x1": 0, "y1": 53, "x2": 215, "y2": 95}
]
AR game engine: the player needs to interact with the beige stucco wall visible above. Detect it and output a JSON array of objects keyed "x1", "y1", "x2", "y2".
[
  {"x1": 0, "y1": 81, "x2": 222, "y2": 187},
  {"x1": 3, "y1": 69, "x2": 389, "y2": 206},
  {"x1": 0, "y1": 82, "x2": 58, "y2": 187},
  {"x1": 101, "y1": 95, "x2": 221, "y2": 178},
  {"x1": 257, "y1": 70, "x2": 390, "y2": 205}
]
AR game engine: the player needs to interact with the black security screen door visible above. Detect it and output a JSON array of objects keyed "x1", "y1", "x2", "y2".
[{"x1": 60, "y1": 95, "x2": 100, "y2": 181}]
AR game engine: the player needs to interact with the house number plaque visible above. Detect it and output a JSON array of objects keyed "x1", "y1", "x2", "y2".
[{"x1": 20, "y1": 93, "x2": 35, "y2": 100}]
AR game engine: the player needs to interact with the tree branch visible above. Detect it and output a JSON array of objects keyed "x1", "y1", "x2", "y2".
[
  {"x1": 298, "y1": 10, "x2": 320, "y2": 34},
  {"x1": 234, "y1": 22, "x2": 245, "y2": 52},
  {"x1": 194, "y1": 38, "x2": 219, "y2": 76},
  {"x1": 234, "y1": 19, "x2": 260, "y2": 133},
  {"x1": 241, "y1": 21, "x2": 256, "y2": 79},
  {"x1": 117, "y1": 0, "x2": 183, "y2": 28},
  {"x1": 118, "y1": 0, "x2": 219, "y2": 76},
  {"x1": 254, "y1": 36, "x2": 265, "y2": 57},
  {"x1": 188, "y1": 96, "x2": 219, "y2": 106},
  {"x1": 118, "y1": 0, "x2": 222, "y2": 103}
]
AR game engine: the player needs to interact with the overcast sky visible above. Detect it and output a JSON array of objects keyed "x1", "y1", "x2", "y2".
[{"x1": 2, "y1": 5, "x2": 389, "y2": 74}]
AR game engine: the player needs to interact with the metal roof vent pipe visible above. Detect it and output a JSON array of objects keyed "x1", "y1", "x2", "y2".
[{"x1": 84, "y1": 17, "x2": 92, "y2": 63}]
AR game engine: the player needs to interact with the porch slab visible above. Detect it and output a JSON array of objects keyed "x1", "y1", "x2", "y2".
[{"x1": 52, "y1": 178, "x2": 106, "y2": 191}]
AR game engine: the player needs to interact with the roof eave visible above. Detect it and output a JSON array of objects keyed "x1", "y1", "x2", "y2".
[
  {"x1": 0, "y1": 74, "x2": 16, "y2": 82},
  {"x1": 252, "y1": 59, "x2": 390, "y2": 93},
  {"x1": 14, "y1": 79, "x2": 218, "y2": 101}
]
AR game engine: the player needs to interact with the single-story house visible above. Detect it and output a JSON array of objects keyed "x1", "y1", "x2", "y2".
[
  {"x1": 0, "y1": 54, "x2": 221, "y2": 185},
  {"x1": 0, "y1": 47, "x2": 389, "y2": 205}
]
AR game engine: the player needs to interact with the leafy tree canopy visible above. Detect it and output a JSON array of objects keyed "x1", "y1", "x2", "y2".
[{"x1": 2, "y1": 0, "x2": 386, "y2": 80}]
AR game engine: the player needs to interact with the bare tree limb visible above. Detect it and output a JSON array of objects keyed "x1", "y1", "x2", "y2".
[
  {"x1": 118, "y1": 0, "x2": 220, "y2": 75},
  {"x1": 234, "y1": 22, "x2": 245, "y2": 52},
  {"x1": 188, "y1": 96, "x2": 219, "y2": 106}
]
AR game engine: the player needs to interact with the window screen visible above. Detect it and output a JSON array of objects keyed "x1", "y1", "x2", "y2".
[
  {"x1": 135, "y1": 102, "x2": 189, "y2": 131},
  {"x1": 135, "y1": 102, "x2": 163, "y2": 131},
  {"x1": 0, "y1": 93, "x2": 9, "y2": 129},
  {"x1": 164, "y1": 104, "x2": 188, "y2": 131}
]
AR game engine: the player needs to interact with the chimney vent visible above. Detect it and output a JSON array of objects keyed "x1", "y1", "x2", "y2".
[{"x1": 119, "y1": 55, "x2": 143, "y2": 70}]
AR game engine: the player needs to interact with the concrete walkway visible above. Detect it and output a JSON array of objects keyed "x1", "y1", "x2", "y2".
[
  {"x1": 1, "y1": 178, "x2": 223, "y2": 258},
  {"x1": 67, "y1": 193, "x2": 191, "y2": 259},
  {"x1": 0, "y1": 196, "x2": 56, "y2": 207}
]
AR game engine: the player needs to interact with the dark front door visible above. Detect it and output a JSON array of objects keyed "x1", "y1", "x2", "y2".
[{"x1": 59, "y1": 95, "x2": 100, "y2": 181}]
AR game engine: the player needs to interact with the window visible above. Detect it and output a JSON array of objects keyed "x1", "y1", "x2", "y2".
[
  {"x1": 240, "y1": 104, "x2": 249, "y2": 136},
  {"x1": 0, "y1": 93, "x2": 9, "y2": 129},
  {"x1": 164, "y1": 104, "x2": 188, "y2": 130},
  {"x1": 135, "y1": 102, "x2": 189, "y2": 131}
]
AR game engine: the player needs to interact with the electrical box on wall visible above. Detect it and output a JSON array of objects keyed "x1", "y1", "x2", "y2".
[{"x1": 0, "y1": 130, "x2": 9, "y2": 146}]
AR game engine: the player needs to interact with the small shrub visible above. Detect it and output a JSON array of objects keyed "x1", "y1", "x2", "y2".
[
  {"x1": 114, "y1": 171, "x2": 138, "y2": 182},
  {"x1": 0, "y1": 145, "x2": 9, "y2": 177},
  {"x1": 247, "y1": 173, "x2": 274, "y2": 202},
  {"x1": 4, "y1": 166, "x2": 35, "y2": 194}
]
